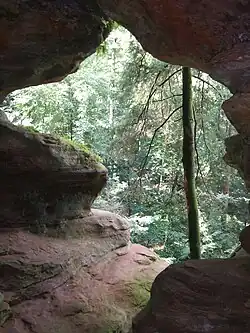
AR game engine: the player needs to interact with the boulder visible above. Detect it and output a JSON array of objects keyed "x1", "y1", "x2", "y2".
[
  {"x1": 133, "y1": 258, "x2": 250, "y2": 333},
  {"x1": 0, "y1": 121, "x2": 107, "y2": 230},
  {"x1": 0, "y1": 0, "x2": 108, "y2": 101},
  {"x1": 0, "y1": 121, "x2": 168, "y2": 333},
  {"x1": 0, "y1": 209, "x2": 167, "y2": 333}
]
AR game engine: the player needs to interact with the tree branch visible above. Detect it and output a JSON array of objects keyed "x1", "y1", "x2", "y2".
[
  {"x1": 152, "y1": 94, "x2": 182, "y2": 103},
  {"x1": 192, "y1": 75, "x2": 223, "y2": 97},
  {"x1": 135, "y1": 70, "x2": 163, "y2": 125},
  {"x1": 158, "y1": 68, "x2": 182, "y2": 87},
  {"x1": 139, "y1": 105, "x2": 182, "y2": 175}
]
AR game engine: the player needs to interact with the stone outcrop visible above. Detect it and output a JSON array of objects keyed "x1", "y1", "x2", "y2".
[
  {"x1": 132, "y1": 224, "x2": 250, "y2": 333},
  {"x1": 0, "y1": 209, "x2": 168, "y2": 333},
  {"x1": 0, "y1": 123, "x2": 168, "y2": 332},
  {"x1": 133, "y1": 257, "x2": 250, "y2": 333},
  {"x1": 1, "y1": 1, "x2": 250, "y2": 333},
  {"x1": 0, "y1": 121, "x2": 107, "y2": 230},
  {"x1": 0, "y1": 0, "x2": 110, "y2": 102}
]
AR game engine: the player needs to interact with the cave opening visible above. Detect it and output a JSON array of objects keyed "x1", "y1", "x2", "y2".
[
  {"x1": 1, "y1": 1, "x2": 250, "y2": 332},
  {"x1": 1, "y1": 26, "x2": 248, "y2": 261}
]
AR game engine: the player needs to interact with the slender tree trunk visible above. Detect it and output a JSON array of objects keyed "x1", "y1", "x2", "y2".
[
  {"x1": 70, "y1": 110, "x2": 73, "y2": 140},
  {"x1": 221, "y1": 123, "x2": 232, "y2": 225},
  {"x1": 182, "y1": 67, "x2": 201, "y2": 259},
  {"x1": 127, "y1": 164, "x2": 132, "y2": 216}
]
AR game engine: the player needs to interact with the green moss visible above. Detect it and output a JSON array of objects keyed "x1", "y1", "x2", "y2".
[
  {"x1": 20, "y1": 125, "x2": 40, "y2": 133},
  {"x1": 59, "y1": 136, "x2": 102, "y2": 163},
  {"x1": 60, "y1": 136, "x2": 91, "y2": 154},
  {"x1": 97, "y1": 280, "x2": 152, "y2": 333},
  {"x1": 100, "y1": 326, "x2": 122, "y2": 333},
  {"x1": 0, "y1": 293, "x2": 12, "y2": 326},
  {"x1": 125, "y1": 279, "x2": 152, "y2": 308},
  {"x1": 18, "y1": 125, "x2": 102, "y2": 165}
]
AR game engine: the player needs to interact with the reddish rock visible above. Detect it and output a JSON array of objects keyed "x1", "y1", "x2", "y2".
[
  {"x1": 1, "y1": 1, "x2": 250, "y2": 333},
  {"x1": 0, "y1": 119, "x2": 167, "y2": 333},
  {"x1": 133, "y1": 258, "x2": 250, "y2": 333},
  {"x1": 100, "y1": 0, "x2": 250, "y2": 89},
  {"x1": 240, "y1": 225, "x2": 250, "y2": 254},
  {"x1": 0, "y1": 121, "x2": 107, "y2": 229},
  {"x1": 0, "y1": 210, "x2": 167, "y2": 333},
  {"x1": 1, "y1": 0, "x2": 250, "y2": 95},
  {"x1": 0, "y1": 0, "x2": 108, "y2": 101}
]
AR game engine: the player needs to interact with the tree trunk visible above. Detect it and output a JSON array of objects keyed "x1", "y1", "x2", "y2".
[
  {"x1": 182, "y1": 67, "x2": 201, "y2": 259},
  {"x1": 221, "y1": 123, "x2": 232, "y2": 225}
]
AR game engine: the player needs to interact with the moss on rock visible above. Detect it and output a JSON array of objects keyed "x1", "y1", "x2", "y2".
[
  {"x1": 0, "y1": 293, "x2": 12, "y2": 326},
  {"x1": 97, "y1": 279, "x2": 153, "y2": 333},
  {"x1": 59, "y1": 136, "x2": 102, "y2": 164},
  {"x1": 125, "y1": 279, "x2": 152, "y2": 309},
  {"x1": 20, "y1": 125, "x2": 40, "y2": 133},
  {"x1": 18, "y1": 125, "x2": 102, "y2": 166}
]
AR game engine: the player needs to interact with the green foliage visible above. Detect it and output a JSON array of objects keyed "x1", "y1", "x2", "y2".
[
  {"x1": 96, "y1": 42, "x2": 109, "y2": 56},
  {"x1": 102, "y1": 20, "x2": 120, "y2": 39},
  {"x1": 2, "y1": 26, "x2": 249, "y2": 261},
  {"x1": 97, "y1": 20, "x2": 120, "y2": 56}
]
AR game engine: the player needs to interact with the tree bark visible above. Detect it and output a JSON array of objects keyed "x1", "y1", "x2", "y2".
[{"x1": 182, "y1": 67, "x2": 201, "y2": 259}]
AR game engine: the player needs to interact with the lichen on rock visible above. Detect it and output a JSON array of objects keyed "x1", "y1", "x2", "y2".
[{"x1": 125, "y1": 279, "x2": 152, "y2": 309}]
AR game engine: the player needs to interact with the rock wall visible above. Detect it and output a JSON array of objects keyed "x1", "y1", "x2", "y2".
[
  {"x1": 0, "y1": 209, "x2": 168, "y2": 333},
  {"x1": 133, "y1": 257, "x2": 250, "y2": 333},
  {"x1": 1, "y1": 1, "x2": 250, "y2": 333},
  {"x1": 0, "y1": 124, "x2": 168, "y2": 332}
]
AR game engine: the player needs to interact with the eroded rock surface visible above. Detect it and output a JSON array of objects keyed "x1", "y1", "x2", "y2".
[
  {"x1": 1, "y1": 0, "x2": 250, "y2": 186},
  {"x1": 1, "y1": 1, "x2": 250, "y2": 333},
  {"x1": 0, "y1": 111, "x2": 9, "y2": 122},
  {"x1": 0, "y1": 121, "x2": 107, "y2": 230},
  {"x1": 133, "y1": 258, "x2": 250, "y2": 333},
  {"x1": 0, "y1": 0, "x2": 109, "y2": 101},
  {"x1": 0, "y1": 209, "x2": 167, "y2": 333},
  {"x1": 0, "y1": 120, "x2": 168, "y2": 333}
]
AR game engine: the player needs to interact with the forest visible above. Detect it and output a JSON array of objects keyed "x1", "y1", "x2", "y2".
[{"x1": 2, "y1": 26, "x2": 249, "y2": 263}]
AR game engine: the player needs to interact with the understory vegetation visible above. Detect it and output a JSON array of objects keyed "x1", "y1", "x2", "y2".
[{"x1": 2, "y1": 27, "x2": 249, "y2": 262}]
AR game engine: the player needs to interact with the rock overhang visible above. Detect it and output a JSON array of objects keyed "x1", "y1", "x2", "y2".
[{"x1": 1, "y1": 1, "x2": 250, "y2": 188}]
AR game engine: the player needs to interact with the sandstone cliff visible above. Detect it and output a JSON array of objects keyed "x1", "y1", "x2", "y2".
[
  {"x1": 0, "y1": 123, "x2": 167, "y2": 333},
  {"x1": 1, "y1": 1, "x2": 250, "y2": 332}
]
